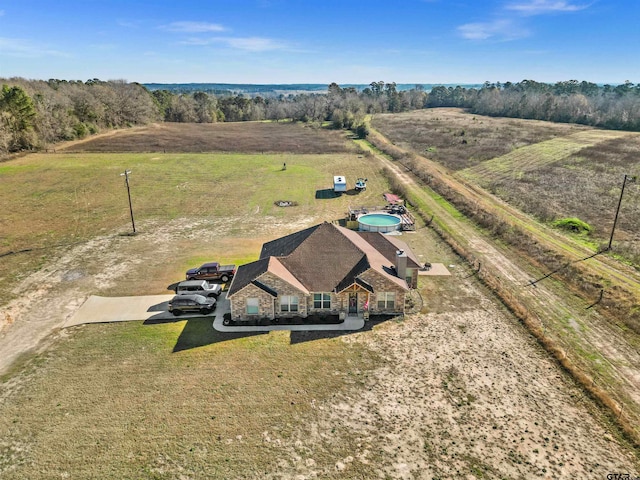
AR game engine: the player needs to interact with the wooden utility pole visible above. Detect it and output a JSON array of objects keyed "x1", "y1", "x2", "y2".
[
  {"x1": 607, "y1": 174, "x2": 636, "y2": 250},
  {"x1": 120, "y1": 169, "x2": 136, "y2": 234}
]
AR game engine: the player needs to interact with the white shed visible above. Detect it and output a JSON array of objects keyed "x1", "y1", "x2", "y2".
[{"x1": 333, "y1": 175, "x2": 347, "y2": 192}]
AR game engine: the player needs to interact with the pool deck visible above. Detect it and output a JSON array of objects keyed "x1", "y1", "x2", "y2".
[{"x1": 350, "y1": 206, "x2": 416, "y2": 231}]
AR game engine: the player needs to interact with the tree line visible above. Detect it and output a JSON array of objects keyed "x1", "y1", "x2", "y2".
[
  {"x1": 427, "y1": 80, "x2": 640, "y2": 130},
  {"x1": 0, "y1": 78, "x2": 158, "y2": 153},
  {"x1": 3, "y1": 77, "x2": 640, "y2": 155}
]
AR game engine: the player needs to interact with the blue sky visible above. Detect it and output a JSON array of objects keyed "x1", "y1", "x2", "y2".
[{"x1": 0, "y1": 0, "x2": 637, "y2": 84}]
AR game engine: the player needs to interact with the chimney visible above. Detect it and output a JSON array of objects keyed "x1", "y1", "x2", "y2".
[{"x1": 395, "y1": 249, "x2": 407, "y2": 282}]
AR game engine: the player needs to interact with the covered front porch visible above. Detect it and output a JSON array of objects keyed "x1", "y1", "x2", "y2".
[{"x1": 336, "y1": 281, "x2": 374, "y2": 319}]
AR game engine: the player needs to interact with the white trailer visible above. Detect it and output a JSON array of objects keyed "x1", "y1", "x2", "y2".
[{"x1": 334, "y1": 175, "x2": 347, "y2": 192}]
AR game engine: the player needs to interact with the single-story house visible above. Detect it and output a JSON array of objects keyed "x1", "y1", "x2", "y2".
[{"x1": 226, "y1": 222, "x2": 422, "y2": 321}]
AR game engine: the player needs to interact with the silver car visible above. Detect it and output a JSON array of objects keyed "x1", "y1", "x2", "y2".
[{"x1": 173, "y1": 280, "x2": 222, "y2": 298}]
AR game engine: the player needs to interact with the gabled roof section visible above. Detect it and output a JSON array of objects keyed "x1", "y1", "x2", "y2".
[
  {"x1": 228, "y1": 256, "x2": 312, "y2": 298},
  {"x1": 336, "y1": 275, "x2": 375, "y2": 294},
  {"x1": 260, "y1": 224, "x2": 320, "y2": 259},
  {"x1": 335, "y1": 255, "x2": 371, "y2": 293},
  {"x1": 234, "y1": 222, "x2": 418, "y2": 297},
  {"x1": 357, "y1": 232, "x2": 422, "y2": 269},
  {"x1": 264, "y1": 257, "x2": 309, "y2": 294},
  {"x1": 278, "y1": 222, "x2": 367, "y2": 292},
  {"x1": 227, "y1": 257, "x2": 270, "y2": 297},
  {"x1": 336, "y1": 226, "x2": 409, "y2": 290}
]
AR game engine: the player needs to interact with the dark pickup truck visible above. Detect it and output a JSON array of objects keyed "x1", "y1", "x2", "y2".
[{"x1": 185, "y1": 262, "x2": 236, "y2": 283}]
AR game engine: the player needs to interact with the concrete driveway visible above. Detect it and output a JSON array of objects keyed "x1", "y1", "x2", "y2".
[
  {"x1": 63, "y1": 293, "x2": 365, "y2": 332},
  {"x1": 63, "y1": 294, "x2": 225, "y2": 327}
]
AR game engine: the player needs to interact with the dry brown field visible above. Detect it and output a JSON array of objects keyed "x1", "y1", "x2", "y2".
[
  {"x1": 372, "y1": 108, "x2": 590, "y2": 171},
  {"x1": 62, "y1": 121, "x2": 355, "y2": 154},
  {"x1": 373, "y1": 108, "x2": 640, "y2": 264}
]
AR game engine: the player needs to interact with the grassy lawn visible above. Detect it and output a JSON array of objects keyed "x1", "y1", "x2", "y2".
[
  {"x1": 0, "y1": 320, "x2": 379, "y2": 479},
  {"x1": 0, "y1": 150, "x2": 386, "y2": 297}
]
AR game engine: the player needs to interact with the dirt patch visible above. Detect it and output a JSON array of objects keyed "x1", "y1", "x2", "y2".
[
  {"x1": 264, "y1": 281, "x2": 639, "y2": 478},
  {"x1": 367, "y1": 124, "x2": 640, "y2": 438},
  {"x1": 274, "y1": 200, "x2": 299, "y2": 207}
]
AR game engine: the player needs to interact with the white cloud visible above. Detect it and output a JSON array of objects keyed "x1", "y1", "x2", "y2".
[
  {"x1": 180, "y1": 36, "x2": 287, "y2": 52},
  {"x1": 457, "y1": 0, "x2": 587, "y2": 41},
  {"x1": 163, "y1": 21, "x2": 226, "y2": 33},
  {"x1": 0, "y1": 37, "x2": 69, "y2": 58},
  {"x1": 506, "y1": 0, "x2": 589, "y2": 15},
  {"x1": 457, "y1": 19, "x2": 528, "y2": 41},
  {"x1": 222, "y1": 36, "x2": 285, "y2": 51}
]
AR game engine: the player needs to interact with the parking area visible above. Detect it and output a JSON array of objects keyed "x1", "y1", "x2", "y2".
[
  {"x1": 62, "y1": 293, "x2": 365, "y2": 332},
  {"x1": 63, "y1": 293, "x2": 229, "y2": 328}
]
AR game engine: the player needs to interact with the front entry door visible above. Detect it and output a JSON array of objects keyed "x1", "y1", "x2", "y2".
[{"x1": 348, "y1": 292, "x2": 358, "y2": 314}]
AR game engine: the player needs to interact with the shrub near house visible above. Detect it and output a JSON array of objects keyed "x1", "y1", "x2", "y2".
[{"x1": 226, "y1": 222, "x2": 421, "y2": 322}]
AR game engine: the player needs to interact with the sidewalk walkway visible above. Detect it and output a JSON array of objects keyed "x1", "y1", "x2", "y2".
[{"x1": 211, "y1": 314, "x2": 364, "y2": 332}]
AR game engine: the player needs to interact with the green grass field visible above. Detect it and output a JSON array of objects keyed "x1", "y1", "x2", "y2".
[
  {"x1": 0, "y1": 151, "x2": 388, "y2": 296},
  {"x1": 1, "y1": 152, "x2": 377, "y2": 247}
]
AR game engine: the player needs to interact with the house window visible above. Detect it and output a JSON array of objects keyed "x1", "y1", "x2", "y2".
[
  {"x1": 280, "y1": 295, "x2": 299, "y2": 312},
  {"x1": 246, "y1": 298, "x2": 259, "y2": 315},
  {"x1": 313, "y1": 293, "x2": 331, "y2": 309},
  {"x1": 377, "y1": 292, "x2": 396, "y2": 309}
]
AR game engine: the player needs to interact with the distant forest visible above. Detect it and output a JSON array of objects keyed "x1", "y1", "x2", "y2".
[{"x1": 2, "y1": 77, "x2": 640, "y2": 155}]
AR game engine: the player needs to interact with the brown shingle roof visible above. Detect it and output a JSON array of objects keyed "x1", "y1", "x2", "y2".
[
  {"x1": 357, "y1": 232, "x2": 422, "y2": 268},
  {"x1": 264, "y1": 257, "x2": 309, "y2": 294},
  {"x1": 336, "y1": 226, "x2": 408, "y2": 290},
  {"x1": 231, "y1": 222, "x2": 418, "y2": 297},
  {"x1": 335, "y1": 255, "x2": 371, "y2": 292},
  {"x1": 279, "y1": 222, "x2": 366, "y2": 292},
  {"x1": 227, "y1": 256, "x2": 310, "y2": 298},
  {"x1": 227, "y1": 257, "x2": 270, "y2": 297},
  {"x1": 260, "y1": 224, "x2": 319, "y2": 258}
]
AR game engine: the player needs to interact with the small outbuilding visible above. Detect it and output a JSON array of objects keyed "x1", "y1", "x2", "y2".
[{"x1": 334, "y1": 175, "x2": 347, "y2": 192}]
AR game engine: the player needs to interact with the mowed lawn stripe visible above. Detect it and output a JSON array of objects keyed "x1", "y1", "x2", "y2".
[{"x1": 458, "y1": 130, "x2": 634, "y2": 184}]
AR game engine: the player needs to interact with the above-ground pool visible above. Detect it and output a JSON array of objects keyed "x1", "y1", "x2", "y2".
[{"x1": 358, "y1": 213, "x2": 402, "y2": 233}]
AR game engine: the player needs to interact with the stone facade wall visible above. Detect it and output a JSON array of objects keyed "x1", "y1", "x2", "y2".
[
  {"x1": 260, "y1": 272, "x2": 308, "y2": 318},
  {"x1": 229, "y1": 268, "x2": 409, "y2": 320},
  {"x1": 359, "y1": 269, "x2": 407, "y2": 314},
  {"x1": 229, "y1": 283, "x2": 275, "y2": 321},
  {"x1": 405, "y1": 268, "x2": 419, "y2": 289},
  {"x1": 306, "y1": 292, "x2": 341, "y2": 316}
]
